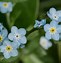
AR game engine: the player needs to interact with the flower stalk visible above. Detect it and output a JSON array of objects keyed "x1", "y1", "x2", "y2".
[
  {"x1": 57, "y1": 42, "x2": 61, "y2": 63},
  {"x1": 6, "y1": 13, "x2": 11, "y2": 29}
]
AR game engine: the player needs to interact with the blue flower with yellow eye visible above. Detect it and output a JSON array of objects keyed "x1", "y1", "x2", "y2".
[
  {"x1": 44, "y1": 21, "x2": 61, "y2": 40},
  {"x1": 47, "y1": 8, "x2": 61, "y2": 22},
  {"x1": 0, "y1": 40, "x2": 18, "y2": 59},
  {"x1": 34, "y1": 19, "x2": 46, "y2": 28},
  {"x1": 0, "y1": 2, "x2": 13, "y2": 13},
  {"x1": 0, "y1": 23, "x2": 8, "y2": 45},
  {"x1": 8, "y1": 26, "x2": 27, "y2": 47}
]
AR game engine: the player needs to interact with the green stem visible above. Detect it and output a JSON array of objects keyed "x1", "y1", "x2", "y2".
[
  {"x1": 57, "y1": 42, "x2": 61, "y2": 63},
  {"x1": 26, "y1": 27, "x2": 43, "y2": 36},
  {"x1": 6, "y1": 13, "x2": 11, "y2": 29},
  {"x1": 26, "y1": 28, "x2": 37, "y2": 36}
]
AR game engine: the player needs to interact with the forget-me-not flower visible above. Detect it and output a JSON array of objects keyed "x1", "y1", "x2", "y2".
[
  {"x1": 8, "y1": 26, "x2": 27, "y2": 47},
  {"x1": 0, "y1": 2, "x2": 13, "y2": 13},
  {"x1": 0, "y1": 24, "x2": 8, "y2": 45},
  {"x1": 0, "y1": 28, "x2": 8, "y2": 44},
  {"x1": 44, "y1": 21, "x2": 61, "y2": 40},
  {"x1": 40, "y1": 37, "x2": 52, "y2": 50},
  {"x1": 47, "y1": 8, "x2": 61, "y2": 22},
  {"x1": 34, "y1": 19, "x2": 46, "y2": 28},
  {"x1": 0, "y1": 40, "x2": 18, "y2": 59}
]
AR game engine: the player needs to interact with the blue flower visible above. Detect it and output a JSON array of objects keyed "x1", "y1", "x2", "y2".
[
  {"x1": 47, "y1": 8, "x2": 61, "y2": 22},
  {"x1": 44, "y1": 21, "x2": 61, "y2": 40},
  {"x1": 40, "y1": 37, "x2": 52, "y2": 50},
  {"x1": 34, "y1": 19, "x2": 46, "y2": 28},
  {"x1": 0, "y1": 24, "x2": 8, "y2": 45},
  {"x1": 8, "y1": 26, "x2": 27, "y2": 47},
  {"x1": 0, "y1": 40, "x2": 18, "y2": 59},
  {"x1": 0, "y1": 2, "x2": 13, "y2": 13}
]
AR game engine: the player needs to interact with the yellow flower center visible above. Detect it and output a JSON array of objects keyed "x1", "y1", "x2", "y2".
[
  {"x1": 0, "y1": 36, "x2": 3, "y2": 42},
  {"x1": 6, "y1": 46, "x2": 12, "y2": 52},
  {"x1": 49, "y1": 27, "x2": 56, "y2": 34},
  {"x1": 3, "y1": 3, "x2": 8, "y2": 8}
]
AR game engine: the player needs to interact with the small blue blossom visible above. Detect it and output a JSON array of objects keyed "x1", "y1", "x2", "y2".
[
  {"x1": 40, "y1": 37, "x2": 52, "y2": 50},
  {"x1": 44, "y1": 21, "x2": 61, "y2": 40},
  {"x1": 34, "y1": 19, "x2": 46, "y2": 28},
  {"x1": 8, "y1": 26, "x2": 27, "y2": 47},
  {"x1": 47, "y1": 8, "x2": 61, "y2": 22},
  {"x1": 0, "y1": 24, "x2": 8, "y2": 45},
  {"x1": 0, "y1": 2, "x2": 13, "y2": 13},
  {"x1": 0, "y1": 40, "x2": 18, "y2": 59}
]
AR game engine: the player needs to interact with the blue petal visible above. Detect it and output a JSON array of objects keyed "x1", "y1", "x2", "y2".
[
  {"x1": 50, "y1": 21, "x2": 58, "y2": 27},
  {"x1": 52, "y1": 33, "x2": 59, "y2": 40},
  {"x1": 57, "y1": 11, "x2": 61, "y2": 17},
  {"x1": 57, "y1": 11, "x2": 61, "y2": 22},
  {"x1": 47, "y1": 41, "x2": 52, "y2": 47},
  {"x1": 58, "y1": 17, "x2": 61, "y2": 22},
  {"x1": 11, "y1": 50, "x2": 18, "y2": 56},
  {"x1": 45, "y1": 32, "x2": 51, "y2": 40},
  {"x1": 11, "y1": 26, "x2": 18, "y2": 33},
  {"x1": 40, "y1": 19, "x2": 46, "y2": 25},
  {"x1": 0, "y1": 7, "x2": 7, "y2": 13},
  {"x1": 19, "y1": 36, "x2": 27, "y2": 44},
  {"x1": 34, "y1": 24, "x2": 38, "y2": 28},
  {"x1": 34, "y1": 20, "x2": 39, "y2": 28},
  {"x1": 34, "y1": 20, "x2": 41, "y2": 28},
  {"x1": 13, "y1": 40, "x2": 20, "y2": 47},
  {"x1": 3, "y1": 40, "x2": 11, "y2": 46},
  {"x1": 18, "y1": 28, "x2": 26, "y2": 36},
  {"x1": 3, "y1": 52, "x2": 10, "y2": 59},
  {"x1": 44, "y1": 24, "x2": 51, "y2": 32},
  {"x1": 57, "y1": 25, "x2": 61, "y2": 33},
  {"x1": 11, "y1": 42, "x2": 19, "y2": 49},
  {"x1": 2, "y1": 28, "x2": 8, "y2": 39},
  {"x1": 49, "y1": 8, "x2": 56, "y2": 15},
  {"x1": 47, "y1": 12, "x2": 53, "y2": 19},
  {"x1": 8, "y1": 33, "x2": 14, "y2": 40},
  {"x1": 7, "y1": 2, "x2": 13, "y2": 12},
  {"x1": 0, "y1": 2, "x2": 2, "y2": 7},
  {"x1": 0, "y1": 45, "x2": 5, "y2": 52}
]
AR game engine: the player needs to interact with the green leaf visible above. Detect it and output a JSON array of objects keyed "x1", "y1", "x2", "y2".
[
  {"x1": 0, "y1": 0, "x2": 27, "y2": 3},
  {"x1": 11, "y1": 0, "x2": 39, "y2": 28},
  {"x1": 23, "y1": 54, "x2": 43, "y2": 63}
]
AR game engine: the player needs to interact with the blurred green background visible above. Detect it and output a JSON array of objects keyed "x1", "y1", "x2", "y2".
[{"x1": 0, "y1": 0, "x2": 61, "y2": 63}]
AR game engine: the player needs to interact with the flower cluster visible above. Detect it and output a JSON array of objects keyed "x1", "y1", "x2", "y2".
[
  {"x1": 0, "y1": 1, "x2": 27, "y2": 59},
  {"x1": 0, "y1": 24, "x2": 27, "y2": 59},
  {"x1": 0, "y1": 2, "x2": 13, "y2": 13},
  {"x1": 34, "y1": 8, "x2": 61, "y2": 50},
  {"x1": 0, "y1": 1, "x2": 60, "y2": 59}
]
